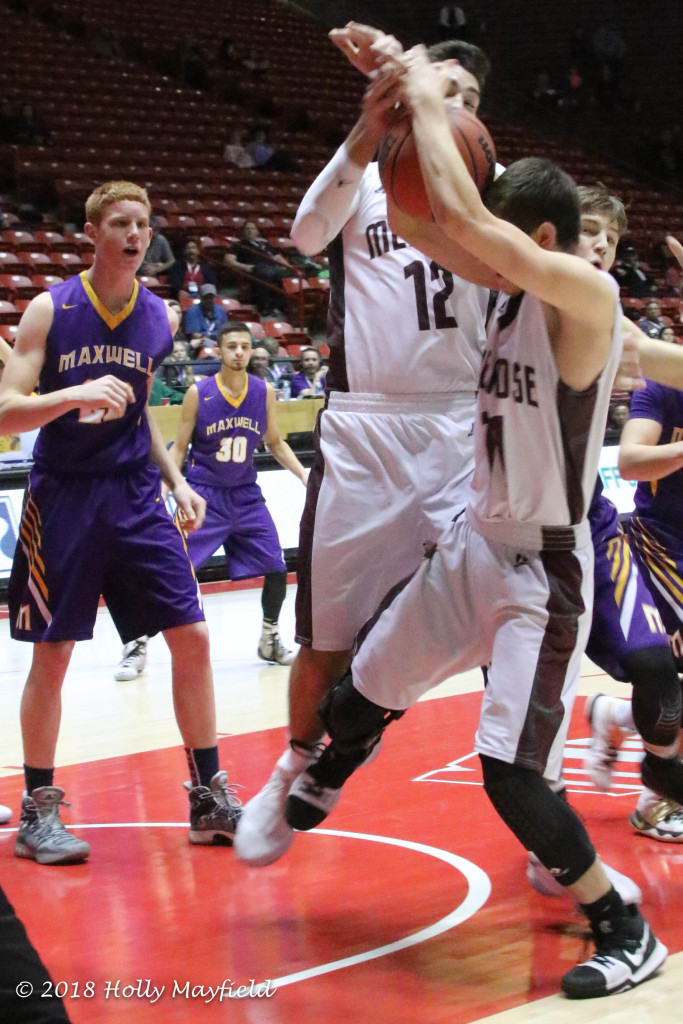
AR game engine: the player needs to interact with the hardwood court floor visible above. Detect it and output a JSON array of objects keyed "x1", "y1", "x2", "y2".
[{"x1": 0, "y1": 584, "x2": 681, "y2": 1024}]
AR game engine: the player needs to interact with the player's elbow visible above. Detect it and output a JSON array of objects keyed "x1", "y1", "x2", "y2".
[{"x1": 290, "y1": 212, "x2": 328, "y2": 256}]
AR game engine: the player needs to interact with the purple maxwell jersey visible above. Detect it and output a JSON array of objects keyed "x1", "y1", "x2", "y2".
[
  {"x1": 630, "y1": 380, "x2": 683, "y2": 527},
  {"x1": 187, "y1": 373, "x2": 267, "y2": 489},
  {"x1": 33, "y1": 273, "x2": 172, "y2": 474}
]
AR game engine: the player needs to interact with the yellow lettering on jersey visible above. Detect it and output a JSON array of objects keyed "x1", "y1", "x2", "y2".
[
  {"x1": 77, "y1": 348, "x2": 91, "y2": 366},
  {"x1": 123, "y1": 349, "x2": 135, "y2": 368},
  {"x1": 16, "y1": 604, "x2": 31, "y2": 632},
  {"x1": 643, "y1": 603, "x2": 666, "y2": 635}
]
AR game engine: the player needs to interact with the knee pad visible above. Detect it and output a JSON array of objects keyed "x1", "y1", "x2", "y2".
[
  {"x1": 480, "y1": 755, "x2": 595, "y2": 886},
  {"x1": 624, "y1": 645, "x2": 682, "y2": 748},
  {"x1": 319, "y1": 671, "x2": 404, "y2": 754}
]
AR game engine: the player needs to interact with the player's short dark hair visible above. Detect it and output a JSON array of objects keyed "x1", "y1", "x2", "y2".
[
  {"x1": 484, "y1": 157, "x2": 580, "y2": 252},
  {"x1": 426, "y1": 40, "x2": 490, "y2": 90},
  {"x1": 577, "y1": 183, "x2": 628, "y2": 238},
  {"x1": 218, "y1": 321, "x2": 252, "y2": 342}
]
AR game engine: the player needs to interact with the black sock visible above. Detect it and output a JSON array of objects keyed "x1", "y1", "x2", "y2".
[
  {"x1": 581, "y1": 887, "x2": 626, "y2": 937},
  {"x1": 24, "y1": 766, "x2": 54, "y2": 795},
  {"x1": 185, "y1": 746, "x2": 220, "y2": 789}
]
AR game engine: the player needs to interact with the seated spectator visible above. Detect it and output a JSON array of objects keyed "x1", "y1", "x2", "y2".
[
  {"x1": 637, "y1": 299, "x2": 666, "y2": 338},
  {"x1": 247, "y1": 345, "x2": 277, "y2": 383},
  {"x1": 610, "y1": 243, "x2": 655, "y2": 298},
  {"x1": 248, "y1": 127, "x2": 295, "y2": 172},
  {"x1": 161, "y1": 338, "x2": 194, "y2": 391},
  {"x1": 225, "y1": 220, "x2": 296, "y2": 314},
  {"x1": 183, "y1": 284, "x2": 228, "y2": 352},
  {"x1": 169, "y1": 239, "x2": 215, "y2": 299},
  {"x1": 660, "y1": 325, "x2": 676, "y2": 344},
  {"x1": 604, "y1": 402, "x2": 630, "y2": 444},
  {"x1": 139, "y1": 216, "x2": 175, "y2": 277},
  {"x1": 223, "y1": 129, "x2": 254, "y2": 169},
  {"x1": 290, "y1": 347, "x2": 327, "y2": 397}
]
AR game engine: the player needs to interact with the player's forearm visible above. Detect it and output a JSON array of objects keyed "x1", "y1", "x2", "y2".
[
  {"x1": 0, "y1": 386, "x2": 82, "y2": 434},
  {"x1": 410, "y1": 93, "x2": 483, "y2": 236},
  {"x1": 638, "y1": 336, "x2": 683, "y2": 390},
  {"x1": 266, "y1": 436, "x2": 308, "y2": 482},
  {"x1": 618, "y1": 440, "x2": 683, "y2": 481},
  {"x1": 291, "y1": 125, "x2": 368, "y2": 254}
]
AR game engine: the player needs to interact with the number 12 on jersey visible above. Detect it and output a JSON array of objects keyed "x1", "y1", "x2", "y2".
[{"x1": 404, "y1": 260, "x2": 458, "y2": 331}]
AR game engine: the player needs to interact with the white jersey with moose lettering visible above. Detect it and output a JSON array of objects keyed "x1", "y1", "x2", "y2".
[
  {"x1": 325, "y1": 162, "x2": 487, "y2": 396},
  {"x1": 469, "y1": 273, "x2": 622, "y2": 549}
]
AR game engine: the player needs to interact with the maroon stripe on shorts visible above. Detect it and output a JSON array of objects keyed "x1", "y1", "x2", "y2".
[{"x1": 294, "y1": 408, "x2": 326, "y2": 646}]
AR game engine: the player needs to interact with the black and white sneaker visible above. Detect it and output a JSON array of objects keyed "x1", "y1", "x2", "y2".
[
  {"x1": 285, "y1": 742, "x2": 376, "y2": 830},
  {"x1": 561, "y1": 906, "x2": 667, "y2": 999}
]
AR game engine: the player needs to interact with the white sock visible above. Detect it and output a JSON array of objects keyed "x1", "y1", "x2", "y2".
[{"x1": 612, "y1": 699, "x2": 635, "y2": 731}]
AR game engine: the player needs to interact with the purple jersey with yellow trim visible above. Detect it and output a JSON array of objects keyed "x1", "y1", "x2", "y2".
[
  {"x1": 630, "y1": 380, "x2": 683, "y2": 528},
  {"x1": 186, "y1": 372, "x2": 266, "y2": 489},
  {"x1": 33, "y1": 272, "x2": 172, "y2": 474}
]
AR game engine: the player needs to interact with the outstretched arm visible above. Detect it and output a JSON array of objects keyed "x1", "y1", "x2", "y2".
[{"x1": 291, "y1": 27, "x2": 405, "y2": 255}]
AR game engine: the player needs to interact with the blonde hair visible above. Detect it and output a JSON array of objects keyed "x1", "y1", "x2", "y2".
[{"x1": 85, "y1": 181, "x2": 151, "y2": 225}]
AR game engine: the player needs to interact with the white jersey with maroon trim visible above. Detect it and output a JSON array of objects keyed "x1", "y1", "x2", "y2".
[
  {"x1": 326, "y1": 162, "x2": 487, "y2": 396},
  {"x1": 469, "y1": 271, "x2": 622, "y2": 547}
]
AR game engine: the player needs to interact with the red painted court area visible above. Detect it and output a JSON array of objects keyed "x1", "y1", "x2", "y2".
[{"x1": 0, "y1": 693, "x2": 680, "y2": 1024}]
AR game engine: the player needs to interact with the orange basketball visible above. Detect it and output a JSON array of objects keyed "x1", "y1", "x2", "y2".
[{"x1": 378, "y1": 108, "x2": 497, "y2": 221}]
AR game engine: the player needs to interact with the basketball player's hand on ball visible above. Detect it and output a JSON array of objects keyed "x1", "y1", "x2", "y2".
[
  {"x1": 173, "y1": 482, "x2": 206, "y2": 532},
  {"x1": 329, "y1": 23, "x2": 402, "y2": 77},
  {"x1": 388, "y1": 46, "x2": 449, "y2": 113}
]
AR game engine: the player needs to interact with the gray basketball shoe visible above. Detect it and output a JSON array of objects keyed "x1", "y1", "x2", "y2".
[
  {"x1": 15, "y1": 787, "x2": 90, "y2": 865},
  {"x1": 186, "y1": 771, "x2": 243, "y2": 845}
]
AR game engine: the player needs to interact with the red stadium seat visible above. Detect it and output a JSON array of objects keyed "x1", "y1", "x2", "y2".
[
  {"x1": 32, "y1": 275, "x2": 64, "y2": 289},
  {"x1": 0, "y1": 300, "x2": 19, "y2": 325},
  {"x1": 243, "y1": 321, "x2": 266, "y2": 341},
  {"x1": 262, "y1": 320, "x2": 294, "y2": 338},
  {"x1": 318, "y1": 342, "x2": 330, "y2": 358},
  {"x1": 0, "y1": 324, "x2": 19, "y2": 344},
  {"x1": 0, "y1": 275, "x2": 38, "y2": 299},
  {"x1": 0, "y1": 251, "x2": 25, "y2": 274}
]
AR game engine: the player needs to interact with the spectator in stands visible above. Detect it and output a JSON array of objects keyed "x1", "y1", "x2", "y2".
[
  {"x1": 660, "y1": 326, "x2": 676, "y2": 344},
  {"x1": 248, "y1": 345, "x2": 277, "y2": 383},
  {"x1": 161, "y1": 338, "x2": 194, "y2": 391},
  {"x1": 183, "y1": 284, "x2": 228, "y2": 352},
  {"x1": 169, "y1": 239, "x2": 215, "y2": 299},
  {"x1": 248, "y1": 128, "x2": 296, "y2": 172},
  {"x1": 225, "y1": 220, "x2": 295, "y2": 315},
  {"x1": 604, "y1": 402, "x2": 630, "y2": 444},
  {"x1": 610, "y1": 243, "x2": 655, "y2": 298},
  {"x1": 223, "y1": 129, "x2": 254, "y2": 169},
  {"x1": 637, "y1": 299, "x2": 666, "y2": 338},
  {"x1": 139, "y1": 216, "x2": 175, "y2": 278},
  {"x1": 290, "y1": 347, "x2": 327, "y2": 398}
]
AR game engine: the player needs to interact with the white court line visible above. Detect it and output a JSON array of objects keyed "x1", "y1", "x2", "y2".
[{"x1": 0, "y1": 823, "x2": 492, "y2": 991}]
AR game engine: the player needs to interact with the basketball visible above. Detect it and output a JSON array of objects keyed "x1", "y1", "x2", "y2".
[{"x1": 378, "y1": 108, "x2": 497, "y2": 221}]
